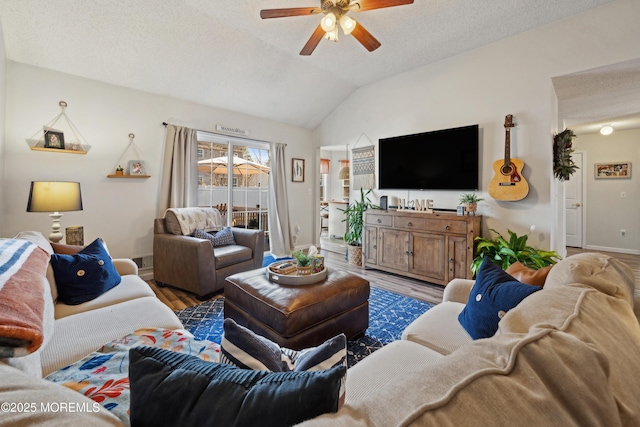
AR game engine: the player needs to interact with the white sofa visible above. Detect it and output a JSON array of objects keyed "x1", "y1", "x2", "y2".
[
  {"x1": 1, "y1": 231, "x2": 183, "y2": 426},
  {"x1": 300, "y1": 252, "x2": 640, "y2": 426}
]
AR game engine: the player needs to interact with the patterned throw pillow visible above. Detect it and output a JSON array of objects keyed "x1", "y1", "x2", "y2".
[
  {"x1": 458, "y1": 258, "x2": 542, "y2": 340},
  {"x1": 220, "y1": 318, "x2": 347, "y2": 372},
  {"x1": 193, "y1": 227, "x2": 236, "y2": 247},
  {"x1": 129, "y1": 346, "x2": 346, "y2": 427}
]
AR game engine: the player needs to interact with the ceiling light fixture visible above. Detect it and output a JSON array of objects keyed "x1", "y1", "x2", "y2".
[
  {"x1": 320, "y1": 12, "x2": 337, "y2": 32},
  {"x1": 600, "y1": 125, "x2": 613, "y2": 136},
  {"x1": 339, "y1": 15, "x2": 356, "y2": 35}
]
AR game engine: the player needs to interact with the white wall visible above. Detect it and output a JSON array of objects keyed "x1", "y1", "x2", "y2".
[
  {"x1": 3, "y1": 62, "x2": 316, "y2": 259},
  {"x1": 314, "y1": 0, "x2": 640, "y2": 251},
  {"x1": 575, "y1": 128, "x2": 640, "y2": 253}
]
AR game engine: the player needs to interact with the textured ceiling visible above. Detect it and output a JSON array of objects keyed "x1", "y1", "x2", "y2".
[{"x1": 0, "y1": 0, "x2": 631, "y2": 131}]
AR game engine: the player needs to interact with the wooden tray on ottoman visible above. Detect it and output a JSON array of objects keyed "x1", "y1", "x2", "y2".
[{"x1": 266, "y1": 260, "x2": 328, "y2": 285}]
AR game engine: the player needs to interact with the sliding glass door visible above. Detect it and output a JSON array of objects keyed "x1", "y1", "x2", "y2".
[{"x1": 196, "y1": 132, "x2": 270, "y2": 239}]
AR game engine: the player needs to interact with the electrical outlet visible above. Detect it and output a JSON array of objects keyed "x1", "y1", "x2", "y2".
[{"x1": 621, "y1": 229, "x2": 626, "y2": 237}]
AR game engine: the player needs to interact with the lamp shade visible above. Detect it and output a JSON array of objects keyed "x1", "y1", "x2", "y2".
[
  {"x1": 320, "y1": 158, "x2": 330, "y2": 174},
  {"x1": 27, "y1": 181, "x2": 83, "y2": 213}
]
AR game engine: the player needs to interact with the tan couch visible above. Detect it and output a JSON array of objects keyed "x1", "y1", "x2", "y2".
[
  {"x1": 1, "y1": 231, "x2": 183, "y2": 426},
  {"x1": 299, "y1": 252, "x2": 640, "y2": 426},
  {"x1": 153, "y1": 207, "x2": 264, "y2": 299}
]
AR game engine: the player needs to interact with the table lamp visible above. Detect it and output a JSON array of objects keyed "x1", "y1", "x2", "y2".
[{"x1": 26, "y1": 181, "x2": 83, "y2": 243}]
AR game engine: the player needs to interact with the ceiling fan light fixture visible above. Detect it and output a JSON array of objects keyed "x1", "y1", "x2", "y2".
[
  {"x1": 320, "y1": 12, "x2": 337, "y2": 32},
  {"x1": 339, "y1": 15, "x2": 356, "y2": 35},
  {"x1": 324, "y1": 28, "x2": 339, "y2": 41},
  {"x1": 600, "y1": 125, "x2": 613, "y2": 135}
]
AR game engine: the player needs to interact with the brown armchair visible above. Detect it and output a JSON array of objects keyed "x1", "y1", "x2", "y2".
[{"x1": 153, "y1": 208, "x2": 264, "y2": 299}]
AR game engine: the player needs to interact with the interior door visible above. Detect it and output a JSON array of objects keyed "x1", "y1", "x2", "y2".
[{"x1": 565, "y1": 152, "x2": 584, "y2": 247}]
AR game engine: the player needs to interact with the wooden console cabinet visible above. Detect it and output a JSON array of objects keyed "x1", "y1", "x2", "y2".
[{"x1": 363, "y1": 210, "x2": 481, "y2": 286}]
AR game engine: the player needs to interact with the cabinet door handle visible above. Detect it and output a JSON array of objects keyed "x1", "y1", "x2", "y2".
[
  {"x1": 409, "y1": 251, "x2": 414, "y2": 256},
  {"x1": 449, "y1": 257, "x2": 454, "y2": 263},
  {"x1": 377, "y1": 218, "x2": 381, "y2": 223},
  {"x1": 407, "y1": 222, "x2": 413, "y2": 227},
  {"x1": 445, "y1": 225, "x2": 450, "y2": 230},
  {"x1": 373, "y1": 245, "x2": 377, "y2": 249},
  {"x1": 405, "y1": 251, "x2": 410, "y2": 255}
]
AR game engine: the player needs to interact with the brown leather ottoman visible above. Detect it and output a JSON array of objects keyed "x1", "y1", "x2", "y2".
[{"x1": 224, "y1": 268, "x2": 370, "y2": 350}]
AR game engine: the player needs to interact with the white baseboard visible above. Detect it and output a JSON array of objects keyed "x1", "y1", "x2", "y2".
[
  {"x1": 585, "y1": 245, "x2": 640, "y2": 256},
  {"x1": 138, "y1": 267, "x2": 154, "y2": 281}
]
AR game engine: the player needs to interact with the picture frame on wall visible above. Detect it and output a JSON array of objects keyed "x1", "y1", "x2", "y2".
[
  {"x1": 594, "y1": 162, "x2": 631, "y2": 179},
  {"x1": 128, "y1": 160, "x2": 146, "y2": 175},
  {"x1": 43, "y1": 129, "x2": 65, "y2": 149},
  {"x1": 292, "y1": 158, "x2": 305, "y2": 182}
]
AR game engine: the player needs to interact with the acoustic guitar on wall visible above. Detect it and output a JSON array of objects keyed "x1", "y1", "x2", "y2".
[{"x1": 488, "y1": 114, "x2": 529, "y2": 201}]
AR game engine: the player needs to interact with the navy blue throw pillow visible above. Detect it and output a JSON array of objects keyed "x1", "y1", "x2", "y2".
[
  {"x1": 50, "y1": 238, "x2": 121, "y2": 305},
  {"x1": 128, "y1": 346, "x2": 346, "y2": 427},
  {"x1": 458, "y1": 258, "x2": 542, "y2": 340}
]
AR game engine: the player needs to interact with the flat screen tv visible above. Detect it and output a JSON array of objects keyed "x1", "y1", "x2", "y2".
[{"x1": 378, "y1": 124, "x2": 479, "y2": 191}]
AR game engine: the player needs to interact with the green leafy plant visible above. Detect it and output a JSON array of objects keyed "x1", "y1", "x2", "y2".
[
  {"x1": 553, "y1": 129, "x2": 578, "y2": 181},
  {"x1": 116, "y1": 165, "x2": 124, "y2": 172},
  {"x1": 291, "y1": 250, "x2": 311, "y2": 267},
  {"x1": 341, "y1": 188, "x2": 377, "y2": 246},
  {"x1": 458, "y1": 193, "x2": 484, "y2": 204},
  {"x1": 471, "y1": 228, "x2": 561, "y2": 276}
]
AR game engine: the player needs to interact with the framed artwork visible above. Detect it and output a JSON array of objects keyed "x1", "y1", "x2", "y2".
[
  {"x1": 44, "y1": 130, "x2": 65, "y2": 149},
  {"x1": 292, "y1": 158, "x2": 305, "y2": 182},
  {"x1": 129, "y1": 160, "x2": 146, "y2": 175},
  {"x1": 594, "y1": 162, "x2": 631, "y2": 179},
  {"x1": 65, "y1": 226, "x2": 84, "y2": 246}
]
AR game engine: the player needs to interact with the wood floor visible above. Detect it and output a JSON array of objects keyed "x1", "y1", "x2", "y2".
[{"x1": 149, "y1": 247, "x2": 640, "y2": 312}]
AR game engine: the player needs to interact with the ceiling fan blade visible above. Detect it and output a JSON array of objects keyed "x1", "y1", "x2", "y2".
[
  {"x1": 350, "y1": 0, "x2": 414, "y2": 12},
  {"x1": 351, "y1": 23, "x2": 381, "y2": 52},
  {"x1": 260, "y1": 7, "x2": 321, "y2": 19},
  {"x1": 300, "y1": 25, "x2": 325, "y2": 56}
]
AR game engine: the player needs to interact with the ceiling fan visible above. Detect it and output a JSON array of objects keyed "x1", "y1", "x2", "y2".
[{"x1": 260, "y1": 0, "x2": 414, "y2": 55}]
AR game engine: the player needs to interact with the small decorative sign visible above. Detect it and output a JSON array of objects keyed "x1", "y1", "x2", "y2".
[
  {"x1": 216, "y1": 124, "x2": 249, "y2": 136},
  {"x1": 66, "y1": 226, "x2": 84, "y2": 246}
]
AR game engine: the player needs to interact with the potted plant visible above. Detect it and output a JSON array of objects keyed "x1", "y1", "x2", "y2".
[
  {"x1": 291, "y1": 250, "x2": 312, "y2": 275},
  {"x1": 553, "y1": 128, "x2": 578, "y2": 181},
  {"x1": 458, "y1": 193, "x2": 484, "y2": 215},
  {"x1": 115, "y1": 165, "x2": 124, "y2": 176},
  {"x1": 470, "y1": 228, "x2": 561, "y2": 276},
  {"x1": 341, "y1": 188, "x2": 377, "y2": 266}
]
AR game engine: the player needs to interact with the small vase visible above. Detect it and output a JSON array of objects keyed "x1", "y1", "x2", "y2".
[
  {"x1": 297, "y1": 265, "x2": 312, "y2": 276},
  {"x1": 465, "y1": 202, "x2": 477, "y2": 215}
]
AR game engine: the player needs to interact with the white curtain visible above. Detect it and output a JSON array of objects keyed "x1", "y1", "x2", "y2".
[
  {"x1": 267, "y1": 142, "x2": 293, "y2": 257},
  {"x1": 158, "y1": 125, "x2": 198, "y2": 214}
]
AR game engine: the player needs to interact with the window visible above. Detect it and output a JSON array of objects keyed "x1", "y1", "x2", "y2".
[{"x1": 196, "y1": 132, "x2": 270, "y2": 234}]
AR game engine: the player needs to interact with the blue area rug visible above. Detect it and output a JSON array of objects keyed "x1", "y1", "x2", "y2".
[{"x1": 175, "y1": 285, "x2": 433, "y2": 367}]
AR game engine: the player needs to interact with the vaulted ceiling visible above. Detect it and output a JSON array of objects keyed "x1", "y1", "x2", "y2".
[{"x1": 0, "y1": 0, "x2": 632, "y2": 131}]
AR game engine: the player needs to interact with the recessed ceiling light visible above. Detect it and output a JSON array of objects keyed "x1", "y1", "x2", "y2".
[{"x1": 600, "y1": 125, "x2": 613, "y2": 136}]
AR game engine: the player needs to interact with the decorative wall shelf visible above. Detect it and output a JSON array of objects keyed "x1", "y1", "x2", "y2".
[
  {"x1": 30, "y1": 146, "x2": 88, "y2": 155},
  {"x1": 107, "y1": 133, "x2": 150, "y2": 179},
  {"x1": 106, "y1": 174, "x2": 150, "y2": 179},
  {"x1": 27, "y1": 101, "x2": 90, "y2": 154}
]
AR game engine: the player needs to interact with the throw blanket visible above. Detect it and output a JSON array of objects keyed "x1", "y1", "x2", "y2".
[
  {"x1": 0, "y1": 239, "x2": 50, "y2": 357},
  {"x1": 46, "y1": 328, "x2": 221, "y2": 427}
]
